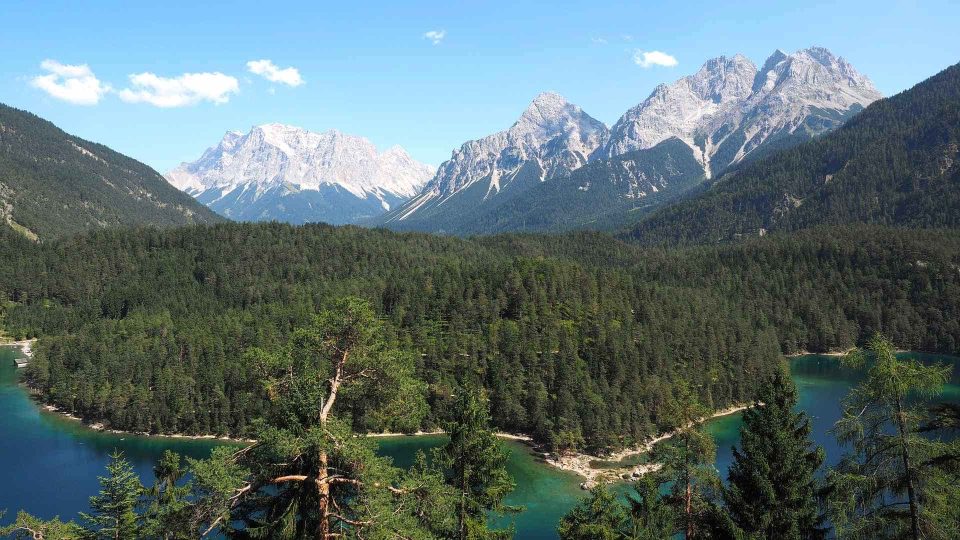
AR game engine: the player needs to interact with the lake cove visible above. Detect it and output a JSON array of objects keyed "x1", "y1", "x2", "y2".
[{"x1": 1, "y1": 346, "x2": 956, "y2": 539}]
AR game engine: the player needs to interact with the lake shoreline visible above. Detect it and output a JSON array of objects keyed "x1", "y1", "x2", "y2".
[
  {"x1": 0, "y1": 338, "x2": 36, "y2": 358},
  {"x1": 543, "y1": 404, "x2": 751, "y2": 488}
]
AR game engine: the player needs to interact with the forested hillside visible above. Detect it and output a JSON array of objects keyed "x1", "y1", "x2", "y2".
[
  {"x1": 2, "y1": 223, "x2": 958, "y2": 454},
  {"x1": 627, "y1": 63, "x2": 960, "y2": 245},
  {"x1": 0, "y1": 104, "x2": 223, "y2": 241}
]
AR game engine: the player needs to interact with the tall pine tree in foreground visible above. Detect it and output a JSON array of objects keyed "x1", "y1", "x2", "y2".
[
  {"x1": 189, "y1": 297, "x2": 450, "y2": 539},
  {"x1": 657, "y1": 380, "x2": 718, "y2": 539},
  {"x1": 0, "y1": 511, "x2": 83, "y2": 539},
  {"x1": 723, "y1": 368, "x2": 825, "y2": 539},
  {"x1": 437, "y1": 388, "x2": 517, "y2": 540},
  {"x1": 79, "y1": 451, "x2": 144, "y2": 539},
  {"x1": 826, "y1": 334, "x2": 951, "y2": 540},
  {"x1": 557, "y1": 483, "x2": 628, "y2": 540}
]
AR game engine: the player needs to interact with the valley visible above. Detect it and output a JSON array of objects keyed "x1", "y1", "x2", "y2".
[{"x1": 2, "y1": 7, "x2": 959, "y2": 537}]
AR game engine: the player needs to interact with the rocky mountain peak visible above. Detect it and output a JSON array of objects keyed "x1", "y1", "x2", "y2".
[
  {"x1": 605, "y1": 46, "x2": 881, "y2": 172},
  {"x1": 386, "y1": 93, "x2": 609, "y2": 222},
  {"x1": 165, "y1": 124, "x2": 434, "y2": 222}
]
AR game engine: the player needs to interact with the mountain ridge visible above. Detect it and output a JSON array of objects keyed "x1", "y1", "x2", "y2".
[
  {"x1": 166, "y1": 124, "x2": 435, "y2": 225},
  {"x1": 377, "y1": 46, "x2": 880, "y2": 235},
  {"x1": 0, "y1": 103, "x2": 223, "y2": 241}
]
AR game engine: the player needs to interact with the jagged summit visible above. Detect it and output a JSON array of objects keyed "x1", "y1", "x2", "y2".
[
  {"x1": 165, "y1": 124, "x2": 434, "y2": 224},
  {"x1": 604, "y1": 46, "x2": 881, "y2": 175},
  {"x1": 413, "y1": 92, "x2": 609, "y2": 201}
]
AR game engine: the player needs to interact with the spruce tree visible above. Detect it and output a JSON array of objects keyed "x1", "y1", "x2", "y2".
[
  {"x1": 438, "y1": 388, "x2": 517, "y2": 540},
  {"x1": 723, "y1": 368, "x2": 825, "y2": 539},
  {"x1": 79, "y1": 451, "x2": 144, "y2": 540}
]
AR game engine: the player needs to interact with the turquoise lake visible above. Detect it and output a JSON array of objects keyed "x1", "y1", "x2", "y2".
[{"x1": 0, "y1": 345, "x2": 956, "y2": 538}]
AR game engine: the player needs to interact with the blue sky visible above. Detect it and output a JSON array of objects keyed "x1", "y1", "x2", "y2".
[{"x1": 2, "y1": 0, "x2": 958, "y2": 172}]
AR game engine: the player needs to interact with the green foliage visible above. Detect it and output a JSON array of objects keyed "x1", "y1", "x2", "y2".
[
  {"x1": 624, "y1": 475, "x2": 676, "y2": 540},
  {"x1": 436, "y1": 388, "x2": 516, "y2": 539},
  {"x1": 190, "y1": 298, "x2": 447, "y2": 539},
  {"x1": 558, "y1": 484, "x2": 629, "y2": 540},
  {"x1": 2, "y1": 223, "x2": 959, "y2": 451},
  {"x1": 142, "y1": 450, "x2": 194, "y2": 539},
  {"x1": 655, "y1": 380, "x2": 719, "y2": 539},
  {"x1": 629, "y1": 63, "x2": 960, "y2": 245},
  {"x1": 826, "y1": 334, "x2": 952, "y2": 539},
  {"x1": 0, "y1": 103, "x2": 222, "y2": 241},
  {"x1": 557, "y1": 477, "x2": 677, "y2": 540},
  {"x1": 0, "y1": 511, "x2": 83, "y2": 539},
  {"x1": 78, "y1": 451, "x2": 144, "y2": 539},
  {"x1": 723, "y1": 369, "x2": 826, "y2": 539}
]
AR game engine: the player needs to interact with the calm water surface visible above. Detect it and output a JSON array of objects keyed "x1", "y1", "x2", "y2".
[{"x1": 1, "y1": 346, "x2": 956, "y2": 538}]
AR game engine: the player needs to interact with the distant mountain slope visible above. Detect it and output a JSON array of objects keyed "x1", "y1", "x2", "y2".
[
  {"x1": 416, "y1": 138, "x2": 705, "y2": 234},
  {"x1": 0, "y1": 104, "x2": 222, "y2": 241},
  {"x1": 627, "y1": 62, "x2": 960, "y2": 245},
  {"x1": 166, "y1": 124, "x2": 434, "y2": 225}
]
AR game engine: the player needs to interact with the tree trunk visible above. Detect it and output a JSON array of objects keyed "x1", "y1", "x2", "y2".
[
  {"x1": 316, "y1": 349, "x2": 347, "y2": 539},
  {"x1": 895, "y1": 395, "x2": 921, "y2": 540},
  {"x1": 458, "y1": 474, "x2": 468, "y2": 540},
  {"x1": 685, "y1": 436, "x2": 693, "y2": 539},
  {"x1": 317, "y1": 450, "x2": 330, "y2": 540}
]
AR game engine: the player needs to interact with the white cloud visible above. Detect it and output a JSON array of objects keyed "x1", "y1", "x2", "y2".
[
  {"x1": 30, "y1": 60, "x2": 110, "y2": 105},
  {"x1": 591, "y1": 37, "x2": 608, "y2": 45},
  {"x1": 246, "y1": 59, "x2": 304, "y2": 87},
  {"x1": 117, "y1": 72, "x2": 239, "y2": 107},
  {"x1": 423, "y1": 30, "x2": 446, "y2": 45},
  {"x1": 632, "y1": 50, "x2": 678, "y2": 68}
]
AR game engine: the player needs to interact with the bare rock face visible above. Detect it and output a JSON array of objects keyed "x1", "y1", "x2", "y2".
[
  {"x1": 604, "y1": 47, "x2": 881, "y2": 177},
  {"x1": 165, "y1": 124, "x2": 434, "y2": 224},
  {"x1": 382, "y1": 92, "x2": 609, "y2": 225}
]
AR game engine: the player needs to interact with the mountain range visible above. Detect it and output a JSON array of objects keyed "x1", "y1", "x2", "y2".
[
  {"x1": 0, "y1": 103, "x2": 221, "y2": 241},
  {"x1": 376, "y1": 46, "x2": 881, "y2": 234},
  {"x1": 165, "y1": 124, "x2": 434, "y2": 224},
  {"x1": 161, "y1": 46, "x2": 880, "y2": 233},
  {"x1": 12, "y1": 45, "x2": 947, "y2": 245}
]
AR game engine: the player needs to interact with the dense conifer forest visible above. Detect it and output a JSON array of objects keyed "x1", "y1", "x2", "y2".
[{"x1": 2, "y1": 223, "x2": 958, "y2": 454}]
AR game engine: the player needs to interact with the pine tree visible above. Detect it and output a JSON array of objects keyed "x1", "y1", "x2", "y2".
[
  {"x1": 0, "y1": 511, "x2": 83, "y2": 539},
  {"x1": 438, "y1": 388, "x2": 517, "y2": 540},
  {"x1": 558, "y1": 484, "x2": 628, "y2": 540},
  {"x1": 826, "y1": 334, "x2": 951, "y2": 539},
  {"x1": 79, "y1": 451, "x2": 144, "y2": 540},
  {"x1": 142, "y1": 450, "x2": 193, "y2": 539},
  {"x1": 656, "y1": 380, "x2": 718, "y2": 539},
  {"x1": 723, "y1": 368, "x2": 825, "y2": 539},
  {"x1": 187, "y1": 297, "x2": 446, "y2": 539},
  {"x1": 626, "y1": 474, "x2": 676, "y2": 540}
]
